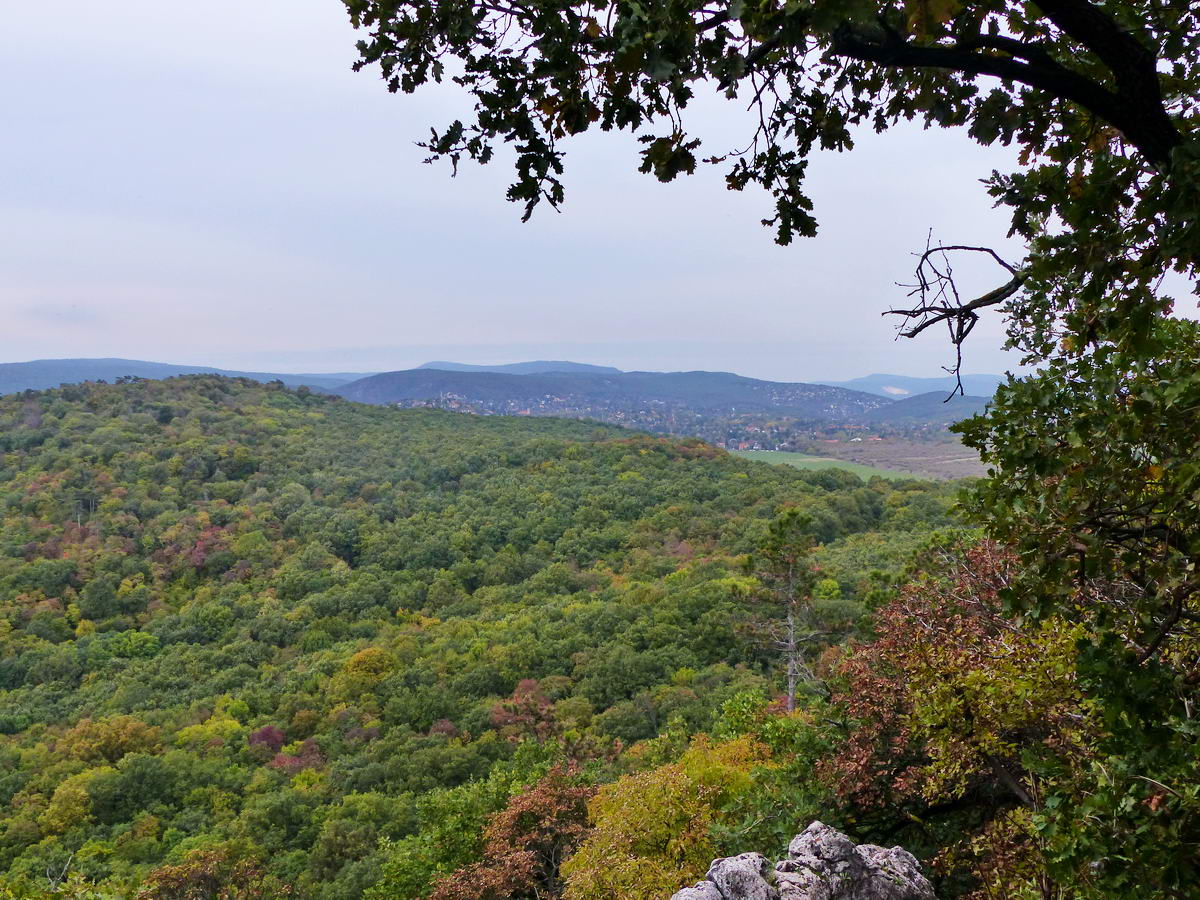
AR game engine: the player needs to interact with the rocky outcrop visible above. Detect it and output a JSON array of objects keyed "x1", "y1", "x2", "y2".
[{"x1": 670, "y1": 822, "x2": 936, "y2": 900}]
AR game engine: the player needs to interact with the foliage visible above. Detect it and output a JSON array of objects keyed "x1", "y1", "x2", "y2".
[
  {"x1": 709, "y1": 691, "x2": 838, "y2": 855},
  {"x1": 825, "y1": 538, "x2": 1200, "y2": 897},
  {"x1": 743, "y1": 510, "x2": 822, "y2": 710},
  {"x1": 338, "y1": 35, "x2": 1200, "y2": 890},
  {"x1": 561, "y1": 736, "x2": 767, "y2": 900},
  {"x1": 955, "y1": 319, "x2": 1200, "y2": 896},
  {"x1": 65, "y1": 0, "x2": 1195, "y2": 893},
  {"x1": 135, "y1": 844, "x2": 290, "y2": 900},
  {"x1": 428, "y1": 766, "x2": 595, "y2": 900}
]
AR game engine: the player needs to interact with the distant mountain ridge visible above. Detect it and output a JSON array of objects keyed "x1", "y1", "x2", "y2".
[
  {"x1": 0, "y1": 358, "x2": 994, "y2": 432},
  {"x1": 335, "y1": 368, "x2": 892, "y2": 419},
  {"x1": 819, "y1": 372, "x2": 1005, "y2": 398},
  {"x1": 417, "y1": 360, "x2": 621, "y2": 375},
  {"x1": 0, "y1": 358, "x2": 370, "y2": 395}
]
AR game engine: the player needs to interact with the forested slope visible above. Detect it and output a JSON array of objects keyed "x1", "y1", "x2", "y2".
[{"x1": 0, "y1": 377, "x2": 955, "y2": 898}]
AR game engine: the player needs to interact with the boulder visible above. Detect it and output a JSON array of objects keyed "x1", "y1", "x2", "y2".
[
  {"x1": 669, "y1": 822, "x2": 935, "y2": 900},
  {"x1": 671, "y1": 882, "x2": 727, "y2": 900},
  {"x1": 707, "y1": 853, "x2": 779, "y2": 900},
  {"x1": 778, "y1": 822, "x2": 934, "y2": 900}
]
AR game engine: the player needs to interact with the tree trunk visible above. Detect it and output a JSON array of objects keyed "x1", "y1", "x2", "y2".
[{"x1": 785, "y1": 607, "x2": 797, "y2": 713}]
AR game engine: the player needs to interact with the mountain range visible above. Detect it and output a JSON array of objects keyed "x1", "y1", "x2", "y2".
[
  {"x1": 819, "y1": 372, "x2": 1006, "y2": 397},
  {"x1": 416, "y1": 360, "x2": 621, "y2": 375},
  {"x1": 335, "y1": 368, "x2": 897, "y2": 418},
  {"x1": 0, "y1": 357, "x2": 991, "y2": 431},
  {"x1": 331, "y1": 366, "x2": 991, "y2": 441}
]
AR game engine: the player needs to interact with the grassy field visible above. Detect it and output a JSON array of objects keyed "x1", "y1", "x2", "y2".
[{"x1": 731, "y1": 450, "x2": 914, "y2": 480}]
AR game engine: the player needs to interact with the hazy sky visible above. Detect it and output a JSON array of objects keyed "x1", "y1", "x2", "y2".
[{"x1": 2, "y1": 0, "x2": 1030, "y2": 381}]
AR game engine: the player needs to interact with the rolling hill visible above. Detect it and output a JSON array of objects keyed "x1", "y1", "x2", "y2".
[
  {"x1": 0, "y1": 375, "x2": 959, "y2": 895},
  {"x1": 859, "y1": 390, "x2": 990, "y2": 425}
]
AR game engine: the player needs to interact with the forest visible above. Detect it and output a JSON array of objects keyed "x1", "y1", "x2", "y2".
[{"x1": 0, "y1": 376, "x2": 963, "y2": 898}]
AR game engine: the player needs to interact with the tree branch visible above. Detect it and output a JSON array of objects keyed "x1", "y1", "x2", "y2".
[
  {"x1": 885, "y1": 274, "x2": 1025, "y2": 338},
  {"x1": 1034, "y1": 0, "x2": 1182, "y2": 163},
  {"x1": 884, "y1": 244, "x2": 1024, "y2": 395},
  {"x1": 828, "y1": 21, "x2": 1180, "y2": 166}
]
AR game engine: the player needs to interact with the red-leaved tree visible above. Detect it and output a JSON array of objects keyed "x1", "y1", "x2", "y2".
[{"x1": 429, "y1": 767, "x2": 596, "y2": 900}]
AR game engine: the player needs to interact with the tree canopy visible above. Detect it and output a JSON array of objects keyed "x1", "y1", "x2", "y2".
[{"x1": 2, "y1": 2, "x2": 1198, "y2": 894}]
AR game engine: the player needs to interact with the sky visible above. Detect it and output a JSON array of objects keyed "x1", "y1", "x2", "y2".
[{"x1": 2, "y1": 0, "x2": 1030, "y2": 382}]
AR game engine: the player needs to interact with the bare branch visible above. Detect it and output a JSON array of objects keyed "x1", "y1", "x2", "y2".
[{"x1": 884, "y1": 243, "x2": 1024, "y2": 395}]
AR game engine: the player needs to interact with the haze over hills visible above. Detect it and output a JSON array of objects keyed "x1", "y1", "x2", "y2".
[
  {"x1": 0, "y1": 356, "x2": 991, "y2": 478},
  {"x1": 332, "y1": 367, "x2": 992, "y2": 467},
  {"x1": 0, "y1": 358, "x2": 370, "y2": 394},
  {"x1": 861, "y1": 391, "x2": 990, "y2": 425}
]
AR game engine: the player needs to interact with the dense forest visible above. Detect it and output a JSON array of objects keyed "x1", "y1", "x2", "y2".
[{"x1": 0, "y1": 376, "x2": 960, "y2": 898}]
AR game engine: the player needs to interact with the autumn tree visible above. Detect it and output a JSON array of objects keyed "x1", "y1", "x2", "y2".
[
  {"x1": 136, "y1": 844, "x2": 291, "y2": 900},
  {"x1": 429, "y1": 766, "x2": 595, "y2": 900},
  {"x1": 826, "y1": 539, "x2": 1196, "y2": 897},
  {"x1": 561, "y1": 736, "x2": 768, "y2": 899}
]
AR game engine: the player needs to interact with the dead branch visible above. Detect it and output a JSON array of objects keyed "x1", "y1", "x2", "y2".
[{"x1": 884, "y1": 242, "x2": 1024, "y2": 396}]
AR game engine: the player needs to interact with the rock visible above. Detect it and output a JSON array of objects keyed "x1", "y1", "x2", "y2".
[
  {"x1": 671, "y1": 882, "x2": 726, "y2": 900},
  {"x1": 781, "y1": 823, "x2": 934, "y2": 900},
  {"x1": 669, "y1": 822, "x2": 935, "y2": 900},
  {"x1": 707, "y1": 853, "x2": 779, "y2": 900},
  {"x1": 782, "y1": 822, "x2": 868, "y2": 896},
  {"x1": 851, "y1": 843, "x2": 934, "y2": 900}
]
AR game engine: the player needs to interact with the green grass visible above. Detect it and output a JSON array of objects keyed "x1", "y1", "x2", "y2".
[{"x1": 730, "y1": 449, "x2": 909, "y2": 480}]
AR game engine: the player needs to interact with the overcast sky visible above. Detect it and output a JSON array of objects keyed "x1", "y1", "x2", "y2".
[{"x1": 2, "y1": 0, "x2": 1030, "y2": 381}]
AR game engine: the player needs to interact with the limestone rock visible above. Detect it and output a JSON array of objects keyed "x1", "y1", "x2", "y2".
[
  {"x1": 707, "y1": 853, "x2": 779, "y2": 900},
  {"x1": 781, "y1": 822, "x2": 934, "y2": 900},
  {"x1": 669, "y1": 822, "x2": 935, "y2": 900},
  {"x1": 671, "y1": 881, "x2": 726, "y2": 900}
]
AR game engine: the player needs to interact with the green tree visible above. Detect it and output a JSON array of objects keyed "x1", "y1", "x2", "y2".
[
  {"x1": 954, "y1": 321, "x2": 1200, "y2": 896},
  {"x1": 429, "y1": 767, "x2": 595, "y2": 900},
  {"x1": 745, "y1": 509, "x2": 819, "y2": 711},
  {"x1": 561, "y1": 736, "x2": 767, "y2": 900}
]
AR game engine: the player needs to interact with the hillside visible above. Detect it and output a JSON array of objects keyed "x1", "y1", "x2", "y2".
[
  {"x1": 0, "y1": 376, "x2": 959, "y2": 898},
  {"x1": 0, "y1": 358, "x2": 369, "y2": 395},
  {"x1": 859, "y1": 391, "x2": 990, "y2": 425},
  {"x1": 334, "y1": 368, "x2": 985, "y2": 474}
]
